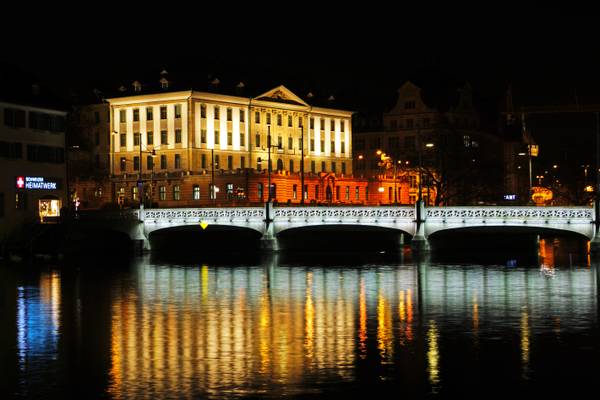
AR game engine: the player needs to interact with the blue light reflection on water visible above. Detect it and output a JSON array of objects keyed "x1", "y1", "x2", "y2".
[{"x1": 16, "y1": 272, "x2": 61, "y2": 394}]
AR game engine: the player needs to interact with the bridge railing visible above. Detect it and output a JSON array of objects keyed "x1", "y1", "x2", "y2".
[
  {"x1": 141, "y1": 207, "x2": 265, "y2": 221},
  {"x1": 273, "y1": 206, "x2": 415, "y2": 219},
  {"x1": 426, "y1": 206, "x2": 593, "y2": 220}
]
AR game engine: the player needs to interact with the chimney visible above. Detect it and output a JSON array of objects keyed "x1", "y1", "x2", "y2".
[
  {"x1": 235, "y1": 81, "x2": 245, "y2": 96},
  {"x1": 132, "y1": 81, "x2": 142, "y2": 92},
  {"x1": 210, "y1": 77, "x2": 220, "y2": 92}
]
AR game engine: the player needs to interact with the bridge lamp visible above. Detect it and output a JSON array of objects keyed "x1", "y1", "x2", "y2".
[{"x1": 425, "y1": 143, "x2": 435, "y2": 148}]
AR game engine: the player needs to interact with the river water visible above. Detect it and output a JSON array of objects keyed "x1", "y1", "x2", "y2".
[{"x1": 1, "y1": 237, "x2": 599, "y2": 399}]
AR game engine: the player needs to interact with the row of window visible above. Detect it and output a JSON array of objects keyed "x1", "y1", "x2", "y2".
[
  {"x1": 3, "y1": 107, "x2": 66, "y2": 132},
  {"x1": 388, "y1": 117, "x2": 476, "y2": 130},
  {"x1": 0, "y1": 141, "x2": 23, "y2": 159},
  {"x1": 119, "y1": 153, "x2": 348, "y2": 174},
  {"x1": 119, "y1": 129, "x2": 347, "y2": 154},
  {"x1": 119, "y1": 105, "x2": 182, "y2": 123},
  {"x1": 118, "y1": 105, "x2": 347, "y2": 132},
  {"x1": 389, "y1": 118, "x2": 429, "y2": 130},
  {"x1": 354, "y1": 136, "x2": 417, "y2": 151},
  {"x1": 1, "y1": 142, "x2": 64, "y2": 163},
  {"x1": 119, "y1": 183, "x2": 365, "y2": 202}
]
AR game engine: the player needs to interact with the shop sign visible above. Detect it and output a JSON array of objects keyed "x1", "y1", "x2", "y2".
[{"x1": 16, "y1": 176, "x2": 58, "y2": 190}]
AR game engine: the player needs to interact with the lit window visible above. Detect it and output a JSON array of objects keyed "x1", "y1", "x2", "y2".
[
  {"x1": 193, "y1": 185, "x2": 200, "y2": 200},
  {"x1": 173, "y1": 185, "x2": 181, "y2": 200}
]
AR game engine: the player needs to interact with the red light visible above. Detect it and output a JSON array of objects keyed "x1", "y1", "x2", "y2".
[{"x1": 16, "y1": 176, "x2": 25, "y2": 189}]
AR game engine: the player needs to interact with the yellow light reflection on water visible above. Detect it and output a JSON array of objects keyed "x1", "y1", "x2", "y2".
[
  {"x1": 305, "y1": 272, "x2": 314, "y2": 361},
  {"x1": 521, "y1": 308, "x2": 530, "y2": 379},
  {"x1": 359, "y1": 278, "x2": 367, "y2": 359},
  {"x1": 427, "y1": 320, "x2": 440, "y2": 389},
  {"x1": 472, "y1": 290, "x2": 479, "y2": 347},
  {"x1": 377, "y1": 290, "x2": 393, "y2": 363}
]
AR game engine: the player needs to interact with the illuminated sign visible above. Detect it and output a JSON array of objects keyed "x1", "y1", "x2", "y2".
[
  {"x1": 16, "y1": 176, "x2": 58, "y2": 190},
  {"x1": 503, "y1": 194, "x2": 517, "y2": 200}
]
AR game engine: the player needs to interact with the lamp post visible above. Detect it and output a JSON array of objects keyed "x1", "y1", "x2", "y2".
[
  {"x1": 300, "y1": 125, "x2": 305, "y2": 205},
  {"x1": 266, "y1": 125, "x2": 281, "y2": 203},
  {"x1": 211, "y1": 148, "x2": 217, "y2": 205},
  {"x1": 137, "y1": 133, "x2": 143, "y2": 212}
]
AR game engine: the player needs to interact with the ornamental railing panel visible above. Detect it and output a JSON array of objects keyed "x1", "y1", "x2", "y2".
[
  {"x1": 143, "y1": 208, "x2": 265, "y2": 221},
  {"x1": 273, "y1": 207, "x2": 415, "y2": 219},
  {"x1": 426, "y1": 207, "x2": 593, "y2": 220}
]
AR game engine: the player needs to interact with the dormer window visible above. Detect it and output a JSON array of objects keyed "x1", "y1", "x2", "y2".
[
  {"x1": 404, "y1": 100, "x2": 416, "y2": 109},
  {"x1": 160, "y1": 77, "x2": 169, "y2": 90}
]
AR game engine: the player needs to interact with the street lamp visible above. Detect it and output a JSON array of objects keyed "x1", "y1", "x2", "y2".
[{"x1": 300, "y1": 125, "x2": 305, "y2": 204}]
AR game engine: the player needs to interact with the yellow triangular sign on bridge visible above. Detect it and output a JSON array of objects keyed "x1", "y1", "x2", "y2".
[{"x1": 200, "y1": 221, "x2": 209, "y2": 230}]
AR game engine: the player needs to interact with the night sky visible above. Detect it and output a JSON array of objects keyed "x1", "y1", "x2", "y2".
[{"x1": 4, "y1": 6, "x2": 600, "y2": 170}]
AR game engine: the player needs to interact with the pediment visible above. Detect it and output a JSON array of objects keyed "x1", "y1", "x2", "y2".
[{"x1": 255, "y1": 85, "x2": 308, "y2": 107}]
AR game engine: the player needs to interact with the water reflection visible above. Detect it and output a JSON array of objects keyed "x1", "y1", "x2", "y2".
[
  {"x1": 16, "y1": 271, "x2": 61, "y2": 395},
  {"x1": 427, "y1": 320, "x2": 440, "y2": 390},
  {"x1": 4, "y1": 240, "x2": 600, "y2": 399}
]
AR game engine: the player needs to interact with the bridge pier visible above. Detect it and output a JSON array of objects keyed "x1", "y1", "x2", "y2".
[
  {"x1": 590, "y1": 235, "x2": 600, "y2": 254},
  {"x1": 410, "y1": 200, "x2": 430, "y2": 253},
  {"x1": 260, "y1": 231, "x2": 279, "y2": 252},
  {"x1": 260, "y1": 202, "x2": 279, "y2": 252}
]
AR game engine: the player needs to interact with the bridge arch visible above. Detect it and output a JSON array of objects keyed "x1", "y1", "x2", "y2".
[
  {"x1": 276, "y1": 224, "x2": 410, "y2": 252},
  {"x1": 147, "y1": 224, "x2": 264, "y2": 254},
  {"x1": 424, "y1": 206, "x2": 595, "y2": 240},
  {"x1": 427, "y1": 224, "x2": 592, "y2": 241}
]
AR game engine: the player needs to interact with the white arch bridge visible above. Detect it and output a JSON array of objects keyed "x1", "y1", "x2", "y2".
[{"x1": 110, "y1": 203, "x2": 600, "y2": 252}]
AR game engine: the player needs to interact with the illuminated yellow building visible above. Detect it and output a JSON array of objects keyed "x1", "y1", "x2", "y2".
[{"x1": 106, "y1": 85, "x2": 354, "y2": 205}]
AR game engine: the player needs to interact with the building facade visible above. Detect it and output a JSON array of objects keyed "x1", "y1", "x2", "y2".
[
  {"x1": 0, "y1": 101, "x2": 67, "y2": 242},
  {"x1": 354, "y1": 81, "x2": 501, "y2": 205},
  {"x1": 87, "y1": 85, "x2": 377, "y2": 207}
]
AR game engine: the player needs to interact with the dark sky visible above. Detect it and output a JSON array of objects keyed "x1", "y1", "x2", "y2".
[
  {"x1": 4, "y1": 6, "x2": 600, "y2": 169},
  {"x1": 6, "y1": 7, "x2": 600, "y2": 109}
]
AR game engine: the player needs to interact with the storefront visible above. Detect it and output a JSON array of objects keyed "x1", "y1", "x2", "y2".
[{"x1": 15, "y1": 176, "x2": 64, "y2": 223}]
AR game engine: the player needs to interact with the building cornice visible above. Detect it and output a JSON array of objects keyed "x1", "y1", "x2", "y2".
[
  {"x1": 107, "y1": 91, "x2": 194, "y2": 106},
  {"x1": 107, "y1": 89, "x2": 353, "y2": 118}
]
